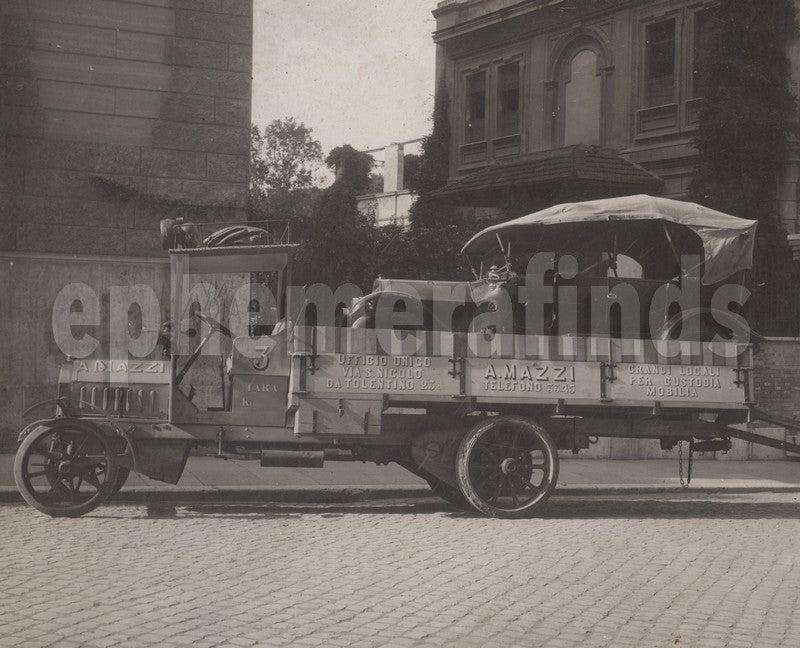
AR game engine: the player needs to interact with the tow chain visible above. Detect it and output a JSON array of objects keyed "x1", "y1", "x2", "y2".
[{"x1": 678, "y1": 440, "x2": 693, "y2": 489}]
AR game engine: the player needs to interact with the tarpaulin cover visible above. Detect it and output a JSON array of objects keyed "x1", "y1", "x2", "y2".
[{"x1": 461, "y1": 195, "x2": 758, "y2": 285}]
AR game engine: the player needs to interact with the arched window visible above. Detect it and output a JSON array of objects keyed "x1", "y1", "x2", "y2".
[
  {"x1": 549, "y1": 35, "x2": 610, "y2": 148},
  {"x1": 564, "y1": 49, "x2": 602, "y2": 146}
]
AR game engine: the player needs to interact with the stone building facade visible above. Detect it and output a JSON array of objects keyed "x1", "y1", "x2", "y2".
[
  {"x1": 433, "y1": 0, "x2": 800, "y2": 452},
  {"x1": 0, "y1": 0, "x2": 253, "y2": 446},
  {"x1": 432, "y1": 0, "x2": 800, "y2": 243}
]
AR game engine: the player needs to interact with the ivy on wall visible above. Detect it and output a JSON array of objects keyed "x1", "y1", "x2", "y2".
[
  {"x1": 690, "y1": 0, "x2": 799, "y2": 335},
  {"x1": 401, "y1": 78, "x2": 479, "y2": 280}
]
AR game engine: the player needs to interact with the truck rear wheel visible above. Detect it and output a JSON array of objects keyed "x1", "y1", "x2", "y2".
[{"x1": 456, "y1": 416, "x2": 558, "y2": 519}]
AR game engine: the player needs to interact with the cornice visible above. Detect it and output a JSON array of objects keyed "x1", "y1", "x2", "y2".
[{"x1": 433, "y1": 0, "x2": 644, "y2": 44}]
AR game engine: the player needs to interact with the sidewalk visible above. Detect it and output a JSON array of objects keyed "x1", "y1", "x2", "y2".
[{"x1": 1, "y1": 454, "x2": 799, "y2": 503}]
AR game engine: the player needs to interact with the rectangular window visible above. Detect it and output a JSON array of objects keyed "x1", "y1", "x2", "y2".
[
  {"x1": 692, "y1": 9, "x2": 717, "y2": 98},
  {"x1": 644, "y1": 19, "x2": 676, "y2": 107},
  {"x1": 465, "y1": 71, "x2": 487, "y2": 143},
  {"x1": 496, "y1": 62, "x2": 520, "y2": 137}
]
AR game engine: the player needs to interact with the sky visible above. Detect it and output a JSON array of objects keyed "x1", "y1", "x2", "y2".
[{"x1": 252, "y1": 0, "x2": 438, "y2": 159}]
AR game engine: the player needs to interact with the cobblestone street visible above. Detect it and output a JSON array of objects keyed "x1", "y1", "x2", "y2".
[{"x1": 1, "y1": 493, "x2": 799, "y2": 648}]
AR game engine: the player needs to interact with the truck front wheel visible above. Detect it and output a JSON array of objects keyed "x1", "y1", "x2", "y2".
[{"x1": 14, "y1": 420, "x2": 118, "y2": 518}]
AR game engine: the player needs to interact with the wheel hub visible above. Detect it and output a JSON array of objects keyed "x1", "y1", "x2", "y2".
[
  {"x1": 58, "y1": 460, "x2": 72, "y2": 475},
  {"x1": 500, "y1": 458, "x2": 518, "y2": 475}
]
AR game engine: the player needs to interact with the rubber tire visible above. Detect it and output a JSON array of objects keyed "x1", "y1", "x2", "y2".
[
  {"x1": 456, "y1": 416, "x2": 559, "y2": 519},
  {"x1": 14, "y1": 420, "x2": 118, "y2": 518}
]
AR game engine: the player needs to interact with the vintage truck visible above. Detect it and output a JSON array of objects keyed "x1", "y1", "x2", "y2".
[{"x1": 14, "y1": 195, "x2": 800, "y2": 518}]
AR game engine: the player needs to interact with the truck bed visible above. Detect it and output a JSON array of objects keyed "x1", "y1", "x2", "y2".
[{"x1": 290, "y1": 327, "x2": 752, "y2": 422}]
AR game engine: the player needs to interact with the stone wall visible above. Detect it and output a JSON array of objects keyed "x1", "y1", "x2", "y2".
[
  {"x1": 0, "y1": 0, "x2": 253, "y2": 255},
  {"x1": 357, "y1": 190, "x2": 416, "y2": 227},
  {"x1": 0, "y1": 0, "x2": 253, "y2": 449},
  {"x1": 0, "y1": 251, "x2": 170, "y2": 450},
  {"x1": 753, "y1": 338, "x2": 800, "y2": 424}
]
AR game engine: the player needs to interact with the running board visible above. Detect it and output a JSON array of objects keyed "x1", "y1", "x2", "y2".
[{"x1": 725, "y1": 426, "x2": 800, "y2": 455}]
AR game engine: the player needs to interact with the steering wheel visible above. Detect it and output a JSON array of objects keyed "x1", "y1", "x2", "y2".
[{"x1": 487, "y1": 263, "x2": 516, "y2": 284}]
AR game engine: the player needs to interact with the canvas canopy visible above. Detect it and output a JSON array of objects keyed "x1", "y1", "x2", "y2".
[{"x1": 461, "y1": 195, "x2": 758, "y2": 285}]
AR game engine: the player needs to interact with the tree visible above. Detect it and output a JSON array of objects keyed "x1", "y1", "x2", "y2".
[
  {"x1": 247, "y1": 118, "x2": 322, "y2": 233},
  {"x1": 250, "y1": 118, "x2": 323, "y2": 196},
  {"x1": 690, "y1": 0, "x2": 799, "y2": 335},
  {"x1": 325, "y1": 145, "x2": 374, "y2": 194},
  {"x1": 289, "y1": 145, "x2": 379, "y2": 290},
  {"x1": 403, "y1": 153, "x2": 422, "y2": 192}
]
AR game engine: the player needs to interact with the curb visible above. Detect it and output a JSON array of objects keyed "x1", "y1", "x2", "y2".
[
  {"x1": 2, "y1": 484, "x2": 800, "y2": 504},
  {"x1": 551, "y1": 485, "x2": 800, "y2": 496},
  {"x1": 0, "y1": 485, "x2": 433, "y2": 504}
]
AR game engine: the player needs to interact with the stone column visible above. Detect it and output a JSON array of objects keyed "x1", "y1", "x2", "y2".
[{"x1": 383, "y1": 143, "x2": 405, "y2": 193}]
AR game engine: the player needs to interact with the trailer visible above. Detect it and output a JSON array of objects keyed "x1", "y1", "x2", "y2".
[{"x1": 13, "y1": 196, "x2": 800, "y2": 518}]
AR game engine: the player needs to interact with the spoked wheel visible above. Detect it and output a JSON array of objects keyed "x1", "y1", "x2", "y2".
[
  {"x1": 456, "y1": 416, "x2": 558, "y2": 519},
  {"x1": 14, "y1": 420, "x2": 118, "y2": 518}
]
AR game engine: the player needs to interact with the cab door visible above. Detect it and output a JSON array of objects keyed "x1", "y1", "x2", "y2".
[{"x1": 228, "y1": 331, "x2": 291, "y2": 427}]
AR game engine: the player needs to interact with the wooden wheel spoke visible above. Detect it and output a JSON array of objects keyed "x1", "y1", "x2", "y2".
[
  {"x1": 55, "y1": 431, "x2": 68, "y2": 453},
  {"x1": 67, "y1": 478, "x2": 78, "y2": 503},
  {"x1": 27, "y1": 468, "x2": 58, "y2": 478},
  {"x1": 475, "y1": 461, "x2": 494, "y2": 475},
  {"x1": 71, "y1": 435, "x2": 90, "y2": 458},
  {"x1": 490, "y1": 477, "x2": 502, "y2": 505},
  {"x1": 33, "y1": 445, "x2": 61, "y2": 462},
  {"x1": 47, "y1": 478, "x2": 68, "y2": 495},
  {"x1": 508, "y1": 477, "x2": 520, "y2": 507},
  {"x1": 511, "y1": 474, "x2": 537, "y2": 500},
  {"x1": 71, "y1": 457, "x2": 106, "y2": 472},
  {"x1": 511, "y1": 428, "x2": 521, "y2": 453},
  {"x1": 478, "y1": 445, "x2": 502, "y2": 463},
  {"x1": 83, "y1": 470, "x2": 102, "y2": 490},
  {"x1": 472, "y1": 471, "x2": 491, "y2": 488}
]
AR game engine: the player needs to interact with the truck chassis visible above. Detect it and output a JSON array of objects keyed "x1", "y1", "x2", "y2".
[{"x1": 14, "y1": 200, "x2": 800, "y2": 518}]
